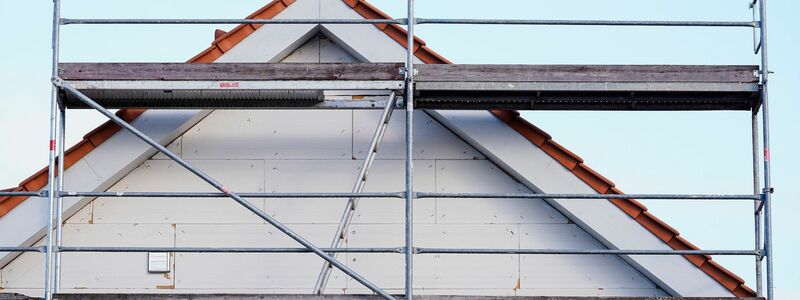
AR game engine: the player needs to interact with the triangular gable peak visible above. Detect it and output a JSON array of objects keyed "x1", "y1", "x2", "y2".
[{"x1": 0, "y1": 0, "x2": 753, "y2": 297}]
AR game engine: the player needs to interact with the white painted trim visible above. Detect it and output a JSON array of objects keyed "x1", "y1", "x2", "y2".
[{"x1": 0, "y1": 109, "x2": 211, "y2": 268}]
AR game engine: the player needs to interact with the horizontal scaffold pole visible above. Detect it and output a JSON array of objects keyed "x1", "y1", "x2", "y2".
[
  {"x1": 61, "y1": 18, "x2": 407, "y2": 25},
  {"x1": 414, "y1": 248, "x2": 762, "y2": 256},
  {"x1": 0, "y1": 246, "x2": 46, "y2": 252},
  {"x1": 60, "y1": 191, "x2": 405, "y2": 198},
  {"x1": 0, "y1": 246, "x2": 760, "y2": 256},
  {"x1": 416, "y1": 192, "x2": 761, "y2": 200},
  {"x1": 59, "y1": 247, "x2": 403, "y2": 253},
  {"x1": 53, "y1": 191, "x2": 760, "y2": 200},
  {"x1": 0, "y1": 191, "x2": 46, "y2": 197},
  {"x1": 416, "y1": 18, "x2": 758, "y2": 27},
  {"x1": 60, "y1": 18, "x2": 756, "y2": 28}
]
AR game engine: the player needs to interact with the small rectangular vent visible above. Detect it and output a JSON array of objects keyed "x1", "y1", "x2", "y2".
[{"x1": 147, "y1": 252, "x2": 170, "y2": 273}]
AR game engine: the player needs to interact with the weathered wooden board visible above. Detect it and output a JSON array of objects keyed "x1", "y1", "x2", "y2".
[
  {"x1": 59, "y1": 63, "x2": 404, "y2": 81},
  {"x1": 416, "y1": 64, "x2": 760, "y2": 83},
  {"x1": 59, "y1": 63, "x2": 760, "y2": 110},
  {"x1": 60, "y1": 63, "x2": 758, "y2": 83}
]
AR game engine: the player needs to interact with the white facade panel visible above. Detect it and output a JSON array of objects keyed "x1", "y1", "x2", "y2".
[
  {"x1": 265, "y1": 160, "x2": 435, "y2": 224},
  {"x1": 92, "y1": 160, "x2": 265, "y2": 224},
  {"x1": 58, "y1": 224, "x2": 175, "y2": 290},
  {"x1": 65, "y1": 201, "x2": 92, "y2": 224},
  {"x1": 519, "y1": 224, "x2": 658, "y2": 289},
  {"x1": 1, "y1": 249, "x2": 42, "y2": 289},
  {"x1": 435, "y1": 160, "x2": 567, "y2": 224},
  {"x1": 281, "y1": 33, "x2": 323, "y2": 63},
  {"x1": 353, "y1": 111, "x2": 484, "y2": 160},
  {"x1": 282, "y1": 34, "x2": 360, "y2": 63},
  {"x1": 319, "y1": 35, "x2": 360, "y2": 63},
  {"x1": 354, "y1": 160, "x2": 436, "y2": 224},
  {"x1": 347, "y1": 224, "x2": 518, "y2": 291},
  {"x1": 2, "y1": 224, "x2": 174, "y2": 290},
  {"x1": 181, "y1": 110, "x2": 353, "y2": 160},
  {"x1": 151, "y1": 137, "x2": 182, "y2": 160},
  {"x1": 174, "y1": 224, "x2": 346, "y2": 290},
  {"x1": 81, "y1": 110, "x2": 205, "y2": 182}
]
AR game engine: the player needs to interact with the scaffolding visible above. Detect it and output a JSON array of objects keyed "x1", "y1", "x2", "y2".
[{"x1": 0, "y1": 0, "x2": 775, "y2": 299}]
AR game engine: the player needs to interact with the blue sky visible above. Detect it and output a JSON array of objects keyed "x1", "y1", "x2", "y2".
[{"x1": 0, "y1": 0, "x2": 797, "y2": 297}]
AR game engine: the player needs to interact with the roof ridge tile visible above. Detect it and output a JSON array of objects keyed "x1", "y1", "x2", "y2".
[
  {"x1": 540, "y1": 140, "x2": 583, "y2": 170},
  {"x1": 636, "y1": 211, "x2": 680, "y2": 243},
  {"x1": 573, "y1": 163, "x2": 615, "y2": 194}
]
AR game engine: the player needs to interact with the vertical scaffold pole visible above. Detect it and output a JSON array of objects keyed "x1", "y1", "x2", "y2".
[
  {"x1": 751, "y1": 112, "x2": 763, "y2": 296},
  {"x1": 756, "y1": 0, "x2": 774, "y2": 299},
  {"x1": 404, "y1": 0, "x2": 415, "y2": 299},
  {"x1": 44, "y1": 0, "x2": 62, "y2": 299},
  {"x1": 53, "y1": 105, "x2": 66, "y2": 293}
]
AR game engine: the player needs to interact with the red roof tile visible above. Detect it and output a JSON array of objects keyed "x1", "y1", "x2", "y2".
[{"x1": 0, "y1": 0, "x2": 754, "y2": 296}]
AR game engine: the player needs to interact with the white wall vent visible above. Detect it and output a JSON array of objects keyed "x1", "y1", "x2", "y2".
[{"x1": 147, "y1": 252, "x2": 170, "y2": 273}]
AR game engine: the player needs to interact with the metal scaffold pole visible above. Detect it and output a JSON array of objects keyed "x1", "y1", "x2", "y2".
[
  {"x1": 44, "y1": 0, "x2": 62, "y2": 299},
  {"x1": 405, "y1": 0, "x2": 416, "y2": 298},
  {"x1": 53, "y1": 105, "x2": 66, "y2": 293},
  {"x1": 756, "y1": 0, "x2": 774, "y2": 299},
  {"x1": 751, "y1": 112, "x2": 763, "y2": 296}
]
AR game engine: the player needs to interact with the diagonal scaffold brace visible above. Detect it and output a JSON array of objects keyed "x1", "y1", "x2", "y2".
[
  {"x1": 313, "y1": 92, "x2": 398, "y2": 294},
  {"x1": 55, "y1": 79, "x2": 398, "y2": 300}
]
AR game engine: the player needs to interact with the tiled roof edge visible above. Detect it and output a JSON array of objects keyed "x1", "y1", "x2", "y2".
[
  {"x1": 489, "y1": 109, "x2": 756, "y2": 297},
  {"x1": 187, "y1": 0, "x2": 293, "y2": 63},
  {"x1": 0, "y1": 109, "x2": 145, "y2": 217},
  {"x1": 342, "y1": 0, "x2": 452, "y2": 64}
]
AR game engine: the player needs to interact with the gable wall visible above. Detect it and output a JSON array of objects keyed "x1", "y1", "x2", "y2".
[
  {"x1": 0, "y1": 108, "x2": 665, "y2": 297},
  {"x1": 0, "y1": 22, "x2": 664, "y2": 296}
]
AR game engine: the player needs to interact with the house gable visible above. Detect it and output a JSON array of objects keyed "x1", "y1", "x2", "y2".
[{"x1": 0, "y1": 0, "x2": 752, "y2": 297}]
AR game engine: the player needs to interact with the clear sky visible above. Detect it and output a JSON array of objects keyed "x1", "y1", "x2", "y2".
[{"x1": 0, "y1": 0, "x2": 797, "y2": 297}]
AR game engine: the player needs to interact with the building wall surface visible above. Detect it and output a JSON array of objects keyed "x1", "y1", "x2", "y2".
[
  {"x1": 1, "y1": 18, "x2": 666, "y2": 297},
  {"x1": 0, "y1": 107, "x2": 665, "y2": 297}
]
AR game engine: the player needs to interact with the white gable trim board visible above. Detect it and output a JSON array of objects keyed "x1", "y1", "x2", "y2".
[
  {"x1": 0, "y1": 110, "x2": 210, "y2": 268},
  {"x1": 0, "y1": 0, "x2": 734, "y2": 297},
  {"x1": 427, "y1": 110, "x2": 733, "y2": 297}
]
